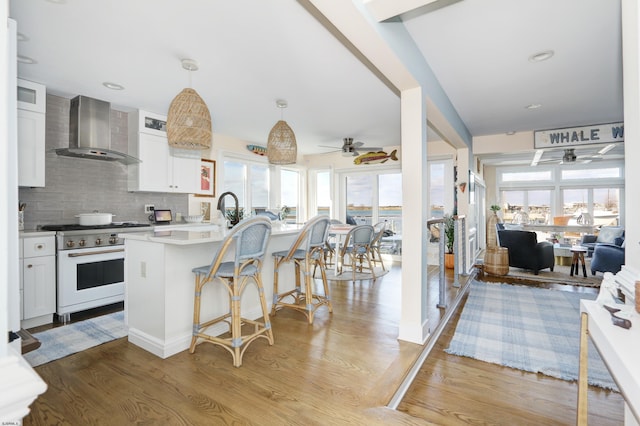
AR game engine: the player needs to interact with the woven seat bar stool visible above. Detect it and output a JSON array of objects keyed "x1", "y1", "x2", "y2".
[
  {"x1": 189, "y1": 216, "x2": 273, "y2": 367},
  {"x1": 370, "y1": 221, "x2": 386, "y2": 271},
  {"x1": 339, "y1": 224, "x2": 376, "y2": 282},
  {"x1": 271, "y1": 215, "x2": 332, "y2": 324},
  {"x1": 323, "y1": 219, "x2": 343, "y2": 268}
]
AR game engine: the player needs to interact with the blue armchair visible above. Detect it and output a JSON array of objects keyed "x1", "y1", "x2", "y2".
[
  {"x1": 590, "y1": 241, "x2": 625, "y2": 275},
  {"x1": 580, "y1": 226, "x2": 624, "y2": 257}
]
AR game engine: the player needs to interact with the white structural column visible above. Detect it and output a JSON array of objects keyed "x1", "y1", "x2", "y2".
[
  {"x1": 398, "y1": 86, "x2": 430, "y2": 343},
  {"x1": 303, "y1": 0, "x2": 471, "y2": 345},
  {"x1": 622, "y1": 0, "x2": 640, "y2": 270}
]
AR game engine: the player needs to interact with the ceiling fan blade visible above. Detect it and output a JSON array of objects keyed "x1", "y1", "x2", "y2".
[{"x1": 318, "y1": 145, "x2": 341, "y2": 149}]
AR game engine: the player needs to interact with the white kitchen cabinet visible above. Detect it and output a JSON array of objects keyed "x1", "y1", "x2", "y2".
[
  {"x1": 17, "y1": 79, "x2": 46, "y2": 187},
  {"x1": 20, "y1": 235, "x2": 56, "y2": 328},
  {"x1": 128, "y1": 110, "x2": 200, "y2": 193}
]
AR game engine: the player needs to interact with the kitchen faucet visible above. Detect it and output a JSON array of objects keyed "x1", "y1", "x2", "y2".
[{"x1": 217, "y1": 191, "x2": 240, "y2": 226}]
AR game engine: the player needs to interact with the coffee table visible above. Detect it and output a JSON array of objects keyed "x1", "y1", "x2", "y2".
[{"x1": 570, "y1": 245, "x2": 588, "y2": 278}]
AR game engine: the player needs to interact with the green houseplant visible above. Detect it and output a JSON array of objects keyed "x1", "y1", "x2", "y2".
[
  {"x1": 444, "y1": 213, "x2": 455, "y2": 254},
  {"x1": 443, "y1": 214, "x2": 455, "y2": 269}
]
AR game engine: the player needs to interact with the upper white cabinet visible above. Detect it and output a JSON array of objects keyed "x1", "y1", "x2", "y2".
[
  {"x1": 128, "y1": 110, "x2": 200, "y2": 193},
  {"x1": 17, "y1": 78, "x2": 46, "y2": 113},
  {"x1": 17, "y1": 79, "x2": 46, "y2": 187}
]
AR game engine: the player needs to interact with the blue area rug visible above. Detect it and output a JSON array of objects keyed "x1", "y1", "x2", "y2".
[
  {"x1": 24, "y1": 311, "x2": 127, "y2": 367},
  {"x1": 445, "y1": 281, "x2": 617, "y2": 390}
]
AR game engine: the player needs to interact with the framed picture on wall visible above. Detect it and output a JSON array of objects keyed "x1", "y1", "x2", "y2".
[{"x1": 195, "y1": 159, "x2": 215, "y2": 197}]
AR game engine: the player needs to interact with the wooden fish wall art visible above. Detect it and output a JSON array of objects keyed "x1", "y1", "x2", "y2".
[
  {"x1": 247, "y1": 144, "x2": 267, "y2": 156},
  {"x1": 354, "y1": 149, "x2": 398, "y2": 165}
]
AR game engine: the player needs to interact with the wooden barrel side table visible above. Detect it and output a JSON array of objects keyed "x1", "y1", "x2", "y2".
[{"x1": 484, "y1": 247, "x2": 509, "y2": 276}]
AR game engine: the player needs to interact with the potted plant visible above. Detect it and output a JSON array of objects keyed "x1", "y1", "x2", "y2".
[{"x1": 444, "y1": 213, "x2": 455, "y2": 268}]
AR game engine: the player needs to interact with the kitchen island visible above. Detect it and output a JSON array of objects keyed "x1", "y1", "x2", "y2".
[{"x1": 120, "y1": 223, "x2": 303, "y2": 358}]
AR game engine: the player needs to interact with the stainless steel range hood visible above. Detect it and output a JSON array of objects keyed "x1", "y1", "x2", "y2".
[{"x1": 55, "y1": 95, "x2": 140, "y2": 164}]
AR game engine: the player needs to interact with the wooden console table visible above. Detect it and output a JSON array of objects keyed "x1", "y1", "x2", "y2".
[{"x1": 578, "y1": 300, "x2": 640, "y2": 425}]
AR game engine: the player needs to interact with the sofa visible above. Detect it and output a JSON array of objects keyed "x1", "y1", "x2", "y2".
[
  {"x1": 580, "y1": 226, "x2": 625, "y2": 257},
  {"x1": 496, "y1": 229, "x2": 555, "y2": 275},
  {"x1": 590, "y1": 239, "x2": 625, "y2": 275}
]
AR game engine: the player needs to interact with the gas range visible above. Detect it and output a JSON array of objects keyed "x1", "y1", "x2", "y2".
[{"x1": 41, "y1": 222, "x2": 152, "y2": 250}]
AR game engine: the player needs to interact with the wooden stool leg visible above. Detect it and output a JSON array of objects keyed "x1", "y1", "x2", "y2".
[
  {"x1": 271, "y1": 257, "x2": 280, "y2": 316},
  {"x1": 303, "y1": 257, "x2": 314, "y2": 324},
  {"x1": 571, "y1": 252, "x2": 578, "y2": 276},
  {"x1": 318, "y1": 257, "x2": 333, "y2": 313},
  {"x1": 230, "y1": 277, "x2": 242, "y2": 367},
  {"x1": 255, "y1": 274, "x2": 274, "y2": 345},
  {"x1": 189, "y1": 275, "x2": 205, "y2": 353},
  {"x1": 580, "y1": 253, "x2": 587, "y2": 278}
]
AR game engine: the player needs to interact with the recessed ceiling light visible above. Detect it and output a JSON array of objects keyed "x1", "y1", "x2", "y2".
[
  {"x1": 529, "y1": 50, "x2": 554, "y2": 63},
  {"x1": 16, "y1": 32, "x2": 29, "y2": 42},
  {"x1": 506, "y1": 131, "x2": 516, "y2": 135},
  {"x1": 17, "y1": 55, "x2": 37, "y2": 64},
  {"x1": 45, "y1": 0, "x2": 67, "y2": 4},
  {"x1": 103, "y1": 82, "x2": 125, "y2": 90},
  {"x1": 525, "y1": 103, "x2": 542, "y2": 110}
]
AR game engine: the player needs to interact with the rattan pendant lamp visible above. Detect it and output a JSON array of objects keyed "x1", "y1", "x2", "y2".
[
  {"x1": 267, "y1": 99, "x2": 297, "y2": 164},
  {"x1": 167, "y1": 59, "x2": 212, "y2": 150}
]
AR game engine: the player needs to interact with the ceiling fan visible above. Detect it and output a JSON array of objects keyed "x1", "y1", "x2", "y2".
[
  {"x1": 319, "y1": 137, "x2": 383, "y2": 156},
  {"x1": 532, "y1": 145, "x2": 619, "y2": 166}
]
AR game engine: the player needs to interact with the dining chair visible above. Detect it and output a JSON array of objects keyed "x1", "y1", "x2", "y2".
[
  {"x1": 323, "y1": 219, "x2": 343, "y2": 267},
  {"x1": 189, "y1": 216, "x2": 273, "y2": 367},
  {"x1": 271, "y1": 215, "x2": 333, "y2": 324},
  {"x1": 370, "y1": 221, "x2": 386, "y2": 271},
  {"x1": 339, "y1": 224, "x2": 376, "y2": 281}
]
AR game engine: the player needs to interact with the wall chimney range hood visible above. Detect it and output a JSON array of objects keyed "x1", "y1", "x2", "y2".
[{"x1": 55, "y1": 95, "x2": 140, "y2": 164}]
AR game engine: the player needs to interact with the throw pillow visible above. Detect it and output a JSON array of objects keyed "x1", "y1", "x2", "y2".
[{"x1": 596, "y1": 227, "x2": 624, "y2": 244}]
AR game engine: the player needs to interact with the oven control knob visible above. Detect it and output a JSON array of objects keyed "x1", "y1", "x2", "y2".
[
  {"x1": 66, "y1": 240, "x2": 75, "y2": 248},
  {"x1": 109, "y1": 236, "x2": 118, "y2": 244},
  {"x1": 78, "y1": 239, "x2": 86, "y2": 247},
  {"x1": 95, "y1": 238, "x2": 103, "y2": 245}
]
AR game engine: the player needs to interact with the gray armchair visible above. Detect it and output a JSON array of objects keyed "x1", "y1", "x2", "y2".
[{"x1": 580, "y1": 226, "x2": 624, "y2": 257}]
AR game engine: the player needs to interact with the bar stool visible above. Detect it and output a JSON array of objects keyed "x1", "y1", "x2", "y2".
[
  {"x1": 189, "y1": 216, "x2": 273, "y2": 367},
  {"x1": 339, "y1": 224, "x2": 376, "y2": 281},
  {"x1": 370, "y1": 221, "x2": 387, "y2": 271},
  {"x1": 271, "y1": 215, "x2": 332, "y2": 324}
]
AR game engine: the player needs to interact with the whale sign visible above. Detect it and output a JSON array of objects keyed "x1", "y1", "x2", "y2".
[{"x1": 534, "y1": 122, "x2": 623, "y2": 149}]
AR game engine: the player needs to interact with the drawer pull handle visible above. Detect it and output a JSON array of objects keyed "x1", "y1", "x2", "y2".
[{"x1": 36, "y1": 244, "x2": 43, "y2": 249}]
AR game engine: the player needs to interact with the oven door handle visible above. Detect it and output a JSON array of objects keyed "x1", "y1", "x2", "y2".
[{"x1": 67, "y1": 248, "x2": 125, "y2": 257}]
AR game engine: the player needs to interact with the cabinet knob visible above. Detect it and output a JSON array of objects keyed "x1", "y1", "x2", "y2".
[
  {"x1": 27, "y1": 264, "x2": 33, "y2": 268},
  {"x1": 36, "y1": 244, "x2": 43, "y2": 249}
]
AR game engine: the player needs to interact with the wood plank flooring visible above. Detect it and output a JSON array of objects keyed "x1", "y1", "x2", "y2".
[{"x1": 23, "y1": 263, "x2": 623, "y2": 425}]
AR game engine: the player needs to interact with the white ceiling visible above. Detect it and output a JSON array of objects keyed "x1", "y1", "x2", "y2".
[{"x1": 9, "y1": 0, "x2": 624, "y2": 161}]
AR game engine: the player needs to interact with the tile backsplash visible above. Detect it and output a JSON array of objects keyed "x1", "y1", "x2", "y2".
[{"x1": 19, "y1": 95, "x2": 187, "y2": 230}]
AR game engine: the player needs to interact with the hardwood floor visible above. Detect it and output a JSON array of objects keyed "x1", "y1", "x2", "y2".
[{"x1": 23, "y1": 262, "x2": 623, "y2": 425}]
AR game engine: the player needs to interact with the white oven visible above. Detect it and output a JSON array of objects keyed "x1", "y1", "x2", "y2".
[
  {"x1": 57, "y1": 245, "x2": 125, "y2": 320},
  {"x1": 40, "y1": 222, "x2": 152, "y2": 323}
]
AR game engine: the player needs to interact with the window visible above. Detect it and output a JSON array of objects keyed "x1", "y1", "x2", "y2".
[
  {"x1": 280, "y1": 168, "x2": 299, "y2": 222},
  {"x1": 501, "y1": 189, "x2": 552, "y2": 224},
  {"x1": 314, "y1": 170, "x2": 331, "y2": 217},
  {"x1": 222, "y1": 159, "x2": 270, "y2": 217},
  {"x1": 496, "y1": 162, "x2": 624, "y2": 227}
]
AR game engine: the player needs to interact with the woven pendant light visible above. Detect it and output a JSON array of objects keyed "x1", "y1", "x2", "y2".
[
  {"x1": 167, "y1": 59, "x2": 212, "y2": 150},
  {"x1": 267, "y1": 100, "x2": 297, "y2": 164}
]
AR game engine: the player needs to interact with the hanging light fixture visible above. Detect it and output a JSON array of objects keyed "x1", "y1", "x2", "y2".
[
  {"x1": 167, "y1": 59, "x2": 212, "y2": 150},
  {"x1": 267, "y1": 99, "x2": 297, "y2": 164}
]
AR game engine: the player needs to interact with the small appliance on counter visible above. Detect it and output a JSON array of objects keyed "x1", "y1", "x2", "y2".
[{"x1": 152, "y1": 209, "x2": 172, "y2": 225}]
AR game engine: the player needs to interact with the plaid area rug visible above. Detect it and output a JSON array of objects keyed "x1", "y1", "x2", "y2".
[
  {"x1": 24, "y1": 311, "x2": 127, "y2": 367},
  {"x1": 445, "y1": 281, "x2": 617, "y2": 390}
]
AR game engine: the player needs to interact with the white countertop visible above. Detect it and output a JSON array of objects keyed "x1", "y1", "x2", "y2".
[
  {"x1": 120, "y1": 222, "x2": 303, "y2": 245},
  {"x1": 19, "y1": 230, "x2": 56, "y2": 238}
]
